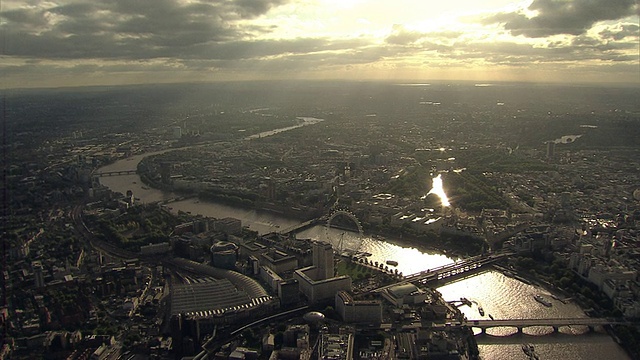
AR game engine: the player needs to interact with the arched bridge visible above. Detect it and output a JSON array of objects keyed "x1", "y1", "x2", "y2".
[
  {"x1": 433, "y1": 317, "x2": 631, "y2": 334},
  {"x1": 94, "y1": 169, "x2": 137, "y2": 177}
]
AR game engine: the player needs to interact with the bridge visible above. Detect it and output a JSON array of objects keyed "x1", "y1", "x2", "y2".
[
  {"x1": 94, "y1": 169, "x2": 137, "y2": 177},
  {"x1": 277, "y1": 217, "x2": 325, "y2": 235},
  {"x1": 433, "y1": 317, "x2": 631, "y2": 334},
  {"x1": 371, "y1": 251, "x2": 514, "y2": 293}
]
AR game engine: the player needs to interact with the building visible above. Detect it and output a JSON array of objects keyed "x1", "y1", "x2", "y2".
[
  {"x1": 172, "y1": 126, "x2": 182, "y2": 139},
  {"x1": 320, "y1": 332, "x2": 353, "y2": 360},
  {"x1": 259, "y1": 266, "x2": 283, "y2": 292},
  {"x1": 335, "y1": 291, "x2": 382, "y2": 324},
  {"x1": 32, "y1": 261, "x2": 45, "y2": 288},
  {"x1": 210, "y1": 241, "x2": 238, "y2": 270},
  {"x1": 381, "y1": 283, "x2": 428, "y2": 307},
  {"x1": 312, "y1": 241, "x2": 334, "y2": 280},
  {"x1": 546, "y1": 141, "x2": 555, "y2": 159},
  {"x1": 140, "y1": 242, "x2": 171, "y2": 256},
  {"x1": 212, "y1": 217, "x2": 242, "y2": 235},
  {"x1": 278, "y1": 279, "x2": 300, "y2": 307},
  {"x1": 293, "y1": 242, "x2": 351, "y2": 303},
  {"x1": 239, "y1": 242, "x2": 268, "y2": 260},
  {"x1": 261, "y1": 250, "x2": 299, "y2": 274}
]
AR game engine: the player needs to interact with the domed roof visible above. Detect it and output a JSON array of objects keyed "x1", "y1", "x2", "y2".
[
  {"x1": 303, "y1": 311, "x2": 325, "y2": 324},
  {"x1": 210, "y1": 241, "x2": 238, "y2": 253},
  {"x1": 633, "y1": 188, "x2": 640, "y2": 201}
]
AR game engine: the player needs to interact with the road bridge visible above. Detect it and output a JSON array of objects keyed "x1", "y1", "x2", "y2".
[
  {"x1": 433, "y1": 317, "x2": 631, "y2": 334},
  {"x1": 94, "y1": 169, "x2": 137, "y2": 177}
]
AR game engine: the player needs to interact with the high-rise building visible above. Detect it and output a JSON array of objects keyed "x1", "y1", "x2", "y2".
[
  {"x1": 312, "y1": 241, "x2": 334, "y2": 280},
  {"x1": 33, "y1": 261, "x2": 45, "y2": 288},
  {"x1": 546, "y1": 141, "x2": 555, "y2": 159},
  {"x1": 172, "y1": 126, "x2": 182, "y2": 139}
]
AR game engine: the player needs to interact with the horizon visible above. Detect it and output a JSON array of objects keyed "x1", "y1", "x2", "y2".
[
  {"x1": 1, "y1": 0, "x2": 638, "y2": 89},
  {"x1": 3, "y1": 77, "x2": 640, "y2": 92}
]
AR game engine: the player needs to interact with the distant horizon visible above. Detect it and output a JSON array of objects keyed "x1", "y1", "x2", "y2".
[{"x1": 3, "y1": 77, "x2": 640, "y2": 92}]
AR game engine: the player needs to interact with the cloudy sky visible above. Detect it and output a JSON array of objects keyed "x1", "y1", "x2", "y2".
[{"x1": 1, "y1": 0, "x2": 638, "y2": 88}]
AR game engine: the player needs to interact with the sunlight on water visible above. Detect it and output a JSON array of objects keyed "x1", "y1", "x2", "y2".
[
  {"x1": 298, "y1": 226, "x2": 454, "y2": 276},
  {"x1": 422, "y1": 174, "x2": 450, "y2": 207}
]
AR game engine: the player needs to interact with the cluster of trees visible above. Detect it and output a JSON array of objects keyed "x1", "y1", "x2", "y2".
[
  {"x1": 385, "y1": 166, "x2": 431, "y2": 198},
  {"x1": 198, "y1": 188, "x2": 257, "y2": 208},
  {"x1": 88, "y1": 205, "x2": 181, "y2": 252},
  {"x1": 41, "y1": 287, "x2": 93, "y2": 331},
  {"x1": 367, "y1": 220, "x2": 484, "y2": 257},
  {"x1": 510, "y1": 249, "x2": 640, "y2": 359},
  {"x1": 446, "y1": 171, "x2": 508, "y2": 212},
  {"x1": 512, "y1": 252, "x2": 616, "y2": 315}
]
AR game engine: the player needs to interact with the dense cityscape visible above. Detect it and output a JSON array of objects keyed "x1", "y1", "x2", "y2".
[{"x1": 1, "y1": 81, "x2": 639, "y2": 360}]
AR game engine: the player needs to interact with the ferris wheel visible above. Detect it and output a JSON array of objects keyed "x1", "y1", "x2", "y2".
[{"x1": 324, "y1": 209, "x2": 364, "y2": 255}]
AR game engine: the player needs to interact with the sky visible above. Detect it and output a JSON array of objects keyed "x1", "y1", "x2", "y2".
[{"x1": 1, "y1": 0, "x2": 638, "y2": 88}]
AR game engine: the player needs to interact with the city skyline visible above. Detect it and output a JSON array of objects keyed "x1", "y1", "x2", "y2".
[{"x1": 1, "y1": 0, "x2": 639, "y2": 89}]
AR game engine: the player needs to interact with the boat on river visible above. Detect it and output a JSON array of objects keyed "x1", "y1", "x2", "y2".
[
  {"x1": 522, "y1": 343, "x2": 539, "y2": 359},
  {"x1": 522, "y1": 343, "x2": 534, "y2": 356},
  {"x1": 533, "y1": 294, "x2": 552, "y2": 307}
]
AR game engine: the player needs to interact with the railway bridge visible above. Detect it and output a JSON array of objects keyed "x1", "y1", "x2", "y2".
[
  {"x1": 371, "y1": 251, "x2": 514, "y2": 293},
  {"x1": 93, "y1": 169, "x2": 137, "y2": 177}
]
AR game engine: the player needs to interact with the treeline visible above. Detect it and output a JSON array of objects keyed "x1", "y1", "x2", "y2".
[
  {"x1": 510, "y1": 250, "x2": 640, "y2": 359},
  {"x1": 365, "y1": 221, "x2": 484, "y2": 257},
  {"x1": 385, "y1": 166, "x2": 431, "y2": 198},
  {"x1": 446, "y1": 172, "x2": 508, "y2": 212},
  {"x1": 453, "y1": 148, "x2": 555, "y2": 173},
  {"x1": 198, "y1": 188, "x2": 258, "y2": 208}
]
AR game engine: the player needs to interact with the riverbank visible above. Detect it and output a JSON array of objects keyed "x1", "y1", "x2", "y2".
[{"x1": 492, "y1": 257, "x2": 639, "y2": 359}]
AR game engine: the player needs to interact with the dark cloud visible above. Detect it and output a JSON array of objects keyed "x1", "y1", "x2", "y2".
[
  {"x1": 483, "y1": 0, "x2": 638, "y2": 37},
  {"x1": 600, "y1": 24, "x2": 640, "y2": 40},
  {"x1": 1, "y1": 0, "x2": 638, "y2": 87},
  {"x1": 0, "y1": 0, "x2": 290, "y2": 59}
]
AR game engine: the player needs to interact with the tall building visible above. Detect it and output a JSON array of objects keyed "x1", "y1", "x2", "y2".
[
  {"x1": 546, "y1": 141, "x2": 555, "y2": 159},
  {"x1": 294, "y1": 242, "x2": 351, "y2": 303},
  {"x1": 312, "y1": 241, "x2": 334, "y2": 280},
  {"x1": 33, "y1": 261, "x2": 45, "y2": 288},
  {"x1": 172, "y1": 126, "x2": 182, "y2": 139}
]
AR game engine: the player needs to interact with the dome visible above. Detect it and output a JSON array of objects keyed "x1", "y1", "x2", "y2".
[
  {"x1": 303, "y1": 311, "x2": 325, "y2": 324},
  {"x1": 633, "y1": 189, "x2": 640, "y2": 201},
  {"x1": 210, "y1": 241, "x2": 238, "y2": 253}
]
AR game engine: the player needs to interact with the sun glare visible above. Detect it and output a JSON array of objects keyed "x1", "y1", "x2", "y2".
[{"x1": 423, "y1": 174, "x2": 451, "y2": 207}]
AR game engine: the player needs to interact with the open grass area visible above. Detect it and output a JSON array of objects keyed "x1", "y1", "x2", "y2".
[{"x1": 335, "y1": 258, "x2": 376, "y2": 281}]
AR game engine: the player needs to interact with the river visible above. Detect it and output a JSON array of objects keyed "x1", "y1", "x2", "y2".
[{"x1": 97, "y1": 149, "x2": 629, "y2": 360}]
